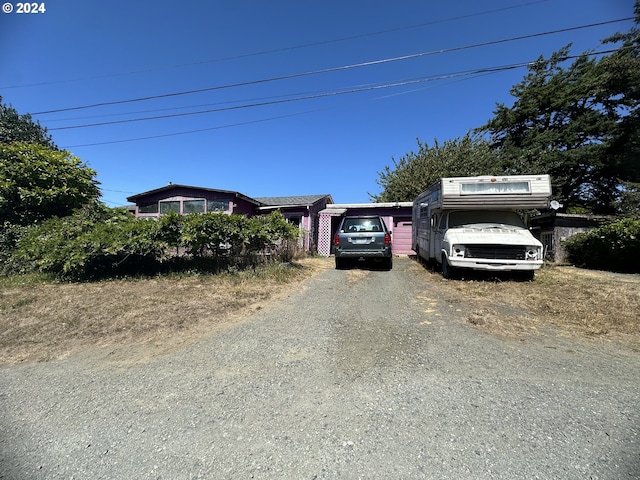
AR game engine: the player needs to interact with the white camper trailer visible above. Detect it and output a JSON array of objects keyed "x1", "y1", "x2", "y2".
[{"x1": 412, "y1": 175, "x2": 551, "y2": 279}]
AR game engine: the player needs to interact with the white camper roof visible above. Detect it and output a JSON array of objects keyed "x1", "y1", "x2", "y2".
[{"x1": 417, "y1": 175, "x2": 551, "y2": 210}]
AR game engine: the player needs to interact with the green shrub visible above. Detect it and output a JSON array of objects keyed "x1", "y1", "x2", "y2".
[
  {"x1": 563, "y1": 217, "x2": 640, "y2": 273},
  {"x1": 10, "y1": 207, "x2": 301, "y2": 281},
  {"x1": 181, "y1": 212, "x2": 246, "y2": 258},
  {"x1": 14, "y1": 205, "x2": 168, "y2": 280},
  {"x1": 0, "y1": 221, "x2": 30, "y2": 275}
]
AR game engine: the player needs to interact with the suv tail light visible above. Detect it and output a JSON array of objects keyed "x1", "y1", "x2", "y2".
[
  {"x1": 334, "y1": 234, "x2": 340, "y2": 246},
  {"x1": 384, "y1": 233, "x2": 391, "y2": 245}
]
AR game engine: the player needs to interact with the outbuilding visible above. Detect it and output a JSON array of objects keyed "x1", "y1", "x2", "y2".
[{"x1": 529, "y1": 212, "x2": 612, "y2": 262}]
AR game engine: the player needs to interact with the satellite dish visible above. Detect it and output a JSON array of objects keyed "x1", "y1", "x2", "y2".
[{"x1": 549, "y1": 200, "x2": 561, "y2": 210}]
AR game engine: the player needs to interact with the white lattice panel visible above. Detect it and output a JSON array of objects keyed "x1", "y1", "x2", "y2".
[{"x1": 318, "y1": 214, "x2": 333, "y2": 256}]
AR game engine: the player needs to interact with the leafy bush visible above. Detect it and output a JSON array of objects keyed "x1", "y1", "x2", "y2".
[
  {"x1": 0, "y1": 221, "x2": 30, "y2": 275},
  {"x1": 14, "y1": 205, "x2": 167, "y2": 280},
  {"x1": 563, "y1": 217, "x2": 640, "y2": 273},
  {"x1": 10, "y1": 207, "x2": 301, "y2": 281},
  {"x1": 180, "y1": 211, "x2": 300, "y2": 266},
  {"x1": 0, "y1": 142, "x2": 100, "y2": 225}
]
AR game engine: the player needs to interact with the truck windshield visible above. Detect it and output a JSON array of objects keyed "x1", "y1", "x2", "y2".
[{"x1": 449, "y1": 211, "x2": 526, "y2": 229}]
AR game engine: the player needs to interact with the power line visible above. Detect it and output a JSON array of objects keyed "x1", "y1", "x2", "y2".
[
  {"x1": 61, "y1": 49, "x2": 616, "y2": 148},
  {"x1": 102, "y1": 188, "x2": 137, "y2": 194},
  {"x1": 39, "y1": 88, "x2": 344, "y2": 123},
  {"x1": 2, "y1": 0, "x2": 550, "y2": 90},
  {"x1": 33, "y1": 17, "x2": 632, "y2": 116},
  {"x1": 63, "y1": 111, "x2": 317, "y2": 148},
  {"x1": 50, "y1": 68, "x2": 526, "y2": 130}
]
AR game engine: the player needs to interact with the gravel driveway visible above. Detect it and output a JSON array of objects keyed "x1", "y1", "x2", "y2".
[{"x1": 1, "y1": 257, "x2": 639, "y2": 479}]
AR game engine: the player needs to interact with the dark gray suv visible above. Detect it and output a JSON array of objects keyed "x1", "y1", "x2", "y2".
[{"x1": 333, "y1": 216, "x2": 393, "y2": 270}]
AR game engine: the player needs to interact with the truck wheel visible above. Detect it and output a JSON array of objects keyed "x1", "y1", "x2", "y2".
[
  {"x1": 335, "y1": 257, "x2": 342, "y2": 269},
  {"x1": 441, "y1": 257, "x2": 455, "y2": 279},
  {"x1": 386, "y1": 257, "x2": 393, "y2": 270}
]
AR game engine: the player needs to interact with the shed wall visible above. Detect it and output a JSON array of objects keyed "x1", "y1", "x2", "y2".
[{"x1": 390, "y1": 216, "x2": 415, "y2": 255}]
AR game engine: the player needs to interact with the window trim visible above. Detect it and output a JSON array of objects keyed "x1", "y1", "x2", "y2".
[
  {"x1": 159, "y1": 200, "x2": 181, "y2": 214},
  {"x1": 183, "y1": 198, "x2": 206, "y2": 214}
]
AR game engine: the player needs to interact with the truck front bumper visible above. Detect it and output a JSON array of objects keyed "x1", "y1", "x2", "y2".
[{"x1": 448, "y1": 257, "x2": 542, "y2": 271}]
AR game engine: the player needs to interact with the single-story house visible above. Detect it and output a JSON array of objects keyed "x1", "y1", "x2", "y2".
[
  {"x1": 126, "y1": 184, "x2": 261, "y2": 218},
  {"x1": 126, "y1": 184, "x2": 333, "y2": 252},
  {"x1": 126, "y1": 184, "x2": 417, "y2": 256},
  {"x1": 317, "y1": 202, "x2": 415, "y2": 256},
  {"x1": 529, "y1": 212, "x2": 612, "y2": 262}
]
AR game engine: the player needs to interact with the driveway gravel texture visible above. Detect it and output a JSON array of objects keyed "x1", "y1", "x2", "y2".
[{"x1": 1, "y1": 257, "x2": 639, "y2": 479}]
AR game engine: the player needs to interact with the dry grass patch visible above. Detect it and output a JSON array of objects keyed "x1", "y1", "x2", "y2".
[
  {"x1": 0, "y1": 257, "x2": 331, "y2": 365},
  {"x1": 446, "y1": 266, "x2": 640, "y2": 348}
]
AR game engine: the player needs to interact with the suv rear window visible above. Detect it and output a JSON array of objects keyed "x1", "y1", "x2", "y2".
[{"x1": 341, "y1": 217, "x2": 384, "y2": 233}]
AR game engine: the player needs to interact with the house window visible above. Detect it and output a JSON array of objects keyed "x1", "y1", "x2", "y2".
[
  {"x1": 183, "y1": 199, "x2": 206, "y2": 214},
  {"x1": 207, "y1": 200, "x2": 229, "y2": 212},
  {"x1": 138, "y1": 202, "x2": 159, "y2": 214},
  {"x1": 159, "y1": 201, "x2": 180, "y2": 214},
  {"x1": 286, "y1": 216, "x2": 302, "y2": 228}
]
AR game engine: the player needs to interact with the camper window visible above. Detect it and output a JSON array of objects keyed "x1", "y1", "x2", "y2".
[{"x1": 460, "y1": 181, "x2": 530, "y2": 195}]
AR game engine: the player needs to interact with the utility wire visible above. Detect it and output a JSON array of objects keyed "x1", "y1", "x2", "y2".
[
  {"x1": 64, "y1": 74, "x2": 499, "y2": 148},
  {"x1": 61, "y1": 49, "x2": 616, "y2": 147},
  {"x1": 63, "y1": 111, "x2": 316, "y2": 148},
  {"x1": 49, "y1": 49, "x2": 618, "y2": 131},
  {"x1": 49, "y1": 68, "x2": 526, "y2": 130},
  {"x1": 39, "y1": 88, "x2": 347, "y2": 123},
  {"x1": 34, "y1": 17, "x2": 632, "y2": 116},
  {"x1": 2, "y1": 0, "x2": 549, "y2": 90}
]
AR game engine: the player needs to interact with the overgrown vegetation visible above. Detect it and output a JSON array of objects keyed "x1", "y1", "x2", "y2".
[
  {"x1": 9, "y1": 205, "x2": 300, "y2": 281},
  {"x1": 0, "y1": 142, "x2": 100, "y2": 225},
  {"x1": 0, "y1": 95, "x2": 301, "y2": 281},
  {"x1": 0, "y1": 96, "x2": 102, "y2": 275},
  {"x1": 563, "y1": 217, "x2": 640, "y2": 273}
]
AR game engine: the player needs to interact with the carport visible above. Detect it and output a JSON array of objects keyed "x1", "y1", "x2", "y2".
[{"x1": 317, "y1": 203, "x2": 415, "y2": 256}]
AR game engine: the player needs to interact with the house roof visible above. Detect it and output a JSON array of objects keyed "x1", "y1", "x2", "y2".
[
  {"x1": 255, "y1": 194, "x2": 333, "y2": 208},
  {"x1": 126, "y1": 184, "x2": 262, "y2": 205}
]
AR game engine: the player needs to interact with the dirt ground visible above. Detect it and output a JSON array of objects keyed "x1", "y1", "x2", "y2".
[{"x1": 1, "y1": 256, "x2": 638, "y2": 366}]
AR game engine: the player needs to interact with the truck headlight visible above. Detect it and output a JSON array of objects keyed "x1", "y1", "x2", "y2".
[
  {"x1": 525, "y1": 246, "x2": 541, "y2": 260},
  {"x1": 452, "y1": 245, "x2": 465, "y2": 257}
]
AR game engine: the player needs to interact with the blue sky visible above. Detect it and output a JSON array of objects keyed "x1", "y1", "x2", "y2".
[{"x1": 0, "y1": 0, "x2": 635, "y2": 206}]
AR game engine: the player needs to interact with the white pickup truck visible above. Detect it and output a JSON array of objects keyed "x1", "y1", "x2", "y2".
[{"x1": 412, "y1": 175, "x2": 551, "y2": 280}]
